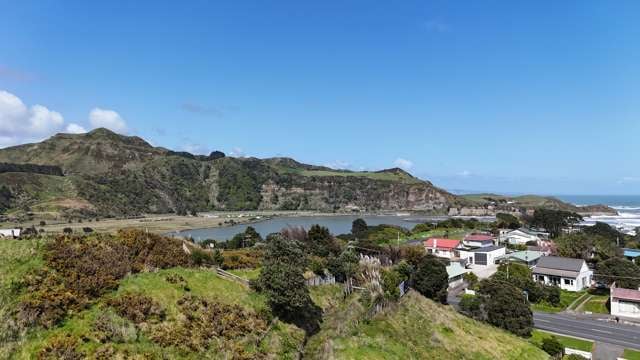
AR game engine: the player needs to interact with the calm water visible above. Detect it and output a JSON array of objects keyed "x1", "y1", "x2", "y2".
[{"x1": 175, "y1": 215, "x2": 458, "y2": 241}]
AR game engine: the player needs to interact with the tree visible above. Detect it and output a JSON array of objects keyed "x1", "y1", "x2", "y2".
[
  {"x1": 307, "y1": 224, "x2": 340, "y2": 257},
  {"x1": 381, "y1": 269, "x2": 402, "y2": 301},
  {"x1": 63, "y1": 227, "x2": 73, "y2": 235},
  {"x1": 496, "y1": 213, "x2": 520, "y2": 229},
  {"x1": 478, "y1": 279, "x2": 533, "y2": 337},
  {"x1": 597, "y1": 258, "x2": 640, "y2": 289},
  {"x1": 463, "y1": 272, "x2": 479, "y2": 288},
  {"x1": 584, "y1": 222, "x2": 626, "y2": 244},
  {"x1": 212, "y1": 249, "x2": 224, "y2": 266},
  {"x1": 530, "y1": 209, "x2": 582, "y2": 238},
  {"x1": 82, "y1": 227, "x2": 94, "y2": 234},
  {"x1": 327, "y1": 250, "x2": 359, "y2": 282},
  {"x1": 413, "y1": 255, "x2": 449, "y2": 304},
  {"x1": 351, "y1": 218, "x2": 368, "y2": 239},
  {"x1": 258, "y1": 235, "x2": 320, "y2": 333},
  {"x1": 540, "y1": 336, "x2": 564, "y2": 357},
  {"x1": 555, "y1": 233, "x2": 619, "y2": 262}
]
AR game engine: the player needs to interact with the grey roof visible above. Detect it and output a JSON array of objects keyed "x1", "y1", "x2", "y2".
[
  {"x1": 532, "y1": 267, "x2": 580, "y2": 278},
  {"x1": 534, "y1": 256, "x2": 585, "y2": 272},
  {"x1": 469, "y1": 245, "x2": 505, "y2": 253}
]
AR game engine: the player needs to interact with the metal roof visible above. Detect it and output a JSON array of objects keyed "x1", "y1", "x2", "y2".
[
  {"x1": 534, "y1": 256, "x2": 585, "y2": 272},
  {"x1": 469, "y1": 245, "x2": 505, "y2": 253}
]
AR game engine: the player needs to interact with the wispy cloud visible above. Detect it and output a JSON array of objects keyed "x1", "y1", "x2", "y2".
[
  {"x1": 422, "y1": 19, "x2": 451, "y2": 33},
  {"x1": 230, "y1": 147, "x2": 246, "y2": 157},
  {"x1": 457, "y1": 170, "x2": 472, "y2": 177},
  {"x1": 0, "y1": 65, "x2": 37, "y2": 82},
  {"x1": 181, "y1": 102, "x2": 224, "y2": 117},
  {"x1": 394, "y1": 158, "x2": 414, "y2": 170},
  {"x1": 326, "y1": 160, "x2": 352, "y2": 170},
  {"x1": 618, "y1": 176, "x2": 640, "y2": 184}
]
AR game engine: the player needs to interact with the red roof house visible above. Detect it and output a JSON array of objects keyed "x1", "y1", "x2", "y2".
[
  {"x1": 424, "y1": 238, "x2": 460, "y2": 250},
  {"x1": 464, "y1": 234, "x2": 494, "y2": 242}
]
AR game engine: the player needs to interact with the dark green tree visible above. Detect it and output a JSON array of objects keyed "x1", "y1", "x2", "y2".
[
  {"x1": 351, "y1": 218, "x2": 368, "y2": 239},
  {"x1": 307, "y1": 224, "x2": 340, "y2": 256},
  {"x1": 258, "y1": 235, "x2": 320, "y2": 333},
  {"x1": 413, "y1": 255, "x2": 449, "y2": 304},
  {"x1": 597, "y1": 258, "x2": 640, "y2": 289},
  {"x1": 478, "y1": 279, "x2": 533, "y2": 337},
  {"x1": 530, "y1": 209, "x2": 582, "y2": 238},
  {"x1": 540, "y1": 336, "x2": 564, "y2": 357},
  {"x1": 496, "y1": 213, "x2": 520, "y2": 229},
  {"x1": 326, "y1": 250, "x2": 359, "y2": 282},
  {"x1": 555, "y1": 233, "x2": 619, "y2": 262}
]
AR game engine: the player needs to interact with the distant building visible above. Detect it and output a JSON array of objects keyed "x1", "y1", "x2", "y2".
[
  {"x1": 498, "y1": 250, "x2": 544, "y2": 267},
  {"x1": 499, "y1": 228, "x2": 541, "y2": 245},
  {"x1": 446, "y1": 261, "x2": 469, "y2": 289},
  {"x1": 423, "y1": 238, "x2": 461, "y2": 259},
  {"x1": 610, "y1": 283, "x2": 640, "y2": 319},
  {"x1": 0, "y1": 228, "x2": 21, "y2": 238},
  {"x1": 623, "y1": 248, "x2": 640, "y2": 264},
  {"x1": 463, "y1": 234, "x2": 495, "y2": 248},
  {"x1": 465, "y1": 245, "x2": 506, "y2": 267},
  {"x1": 532, "y1": 256, "x2": 592, "y2": 292}
]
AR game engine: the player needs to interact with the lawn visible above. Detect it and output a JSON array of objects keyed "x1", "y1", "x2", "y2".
[
  {"x1": 227, "y1": 268, "x2": 261, "y2": 280},
  {"x1": 529, "y1": 330, "x2": 593, "y2": 352},
  {"x1": 407, "y1": 228, "x2": 471, "y2": 241},
  {"x1": 531, "y1": 290, "x2": 585, "y2": 313},
  {"x1": 581, "y1": 294, "x2": 609, "y2": 314},
  {"x1": 624, "y1": 349, "x2": 640, "y2": 360}
]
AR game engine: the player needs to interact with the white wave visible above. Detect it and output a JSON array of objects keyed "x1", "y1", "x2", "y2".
[{"x1": 611, "y1": 206, "x2": 640, "y2": 210}]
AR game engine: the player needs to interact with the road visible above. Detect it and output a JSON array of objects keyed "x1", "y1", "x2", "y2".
[
  {"x1": 447, "y1": 289, "x2": 640, "y2": 350},
  {"x1": 534, "y1": 312, "x2": 640, "y2": 351}
]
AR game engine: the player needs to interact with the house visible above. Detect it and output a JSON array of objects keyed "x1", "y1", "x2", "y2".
[
  {"x1": 498, "y1": 250, "x2": 544, "y2": 267},
  {"x1": 610, "y1": 283, "x2": 640, "y2": 319},
  {"x1": 499, "y1": 228, "x2": 541, "y2": 245},
  {"x1": 623, "y1": 248, "x2": 640, "y2": 264},
  {"x1": 463, "y1": 234, "x2": 495, "y2": 248},
  {"x1": 532, "y1": 256, "x2": 593, "y2": 292},
  {"x1": 446, "y1": 261, "x2": 469, "y2": 289},
  {"x1": 423, "y1": 238, "x2": 461, "y2": 259},
  {"x1": 466, "y1": 245, "x2": 506, "y2": 266},
  {"x1": 0, "y1": 228, "x2": 21, "y2": 238}
]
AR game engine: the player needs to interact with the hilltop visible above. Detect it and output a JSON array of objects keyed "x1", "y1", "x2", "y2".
[
  {"x1": 0, "y1": 128, "x2": 614, "y2": 220},
  {"x1": 461, "y1": 193, "x2": 616, "y2": 215},
  {"x1": 0, "y1": 128, "x2": 460, "y2": 219}
]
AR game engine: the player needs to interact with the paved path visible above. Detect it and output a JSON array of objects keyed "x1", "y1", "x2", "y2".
[
  {"x1": 593, "y1": 342, "x2": 624, "y2": 360},
  {"x1": 534, "y1": 312, "x2": 640, "y2": 351}
]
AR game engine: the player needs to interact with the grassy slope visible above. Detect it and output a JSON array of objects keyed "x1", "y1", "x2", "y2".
[
  {"x1": 305, "y1": 289, "x2": 547, "y2": 360},
  {"x1": 530, "y1": 330, "x2": 593, "y2": 352},
  {"x1": 624, "y1": 349, "x2": 640, "y2": 360},
  {"x1": 531, "y1": 290, "x2": 585, "y2": 313}
]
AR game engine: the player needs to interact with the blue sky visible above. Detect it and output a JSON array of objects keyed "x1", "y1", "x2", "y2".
[{"x1": 1, "y1": 1, "x2": 639, "y2": 195}]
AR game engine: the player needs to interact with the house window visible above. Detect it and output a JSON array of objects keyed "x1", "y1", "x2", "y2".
[{"x1": 563, "y1": 279, "x2": 574, "y2": 286}]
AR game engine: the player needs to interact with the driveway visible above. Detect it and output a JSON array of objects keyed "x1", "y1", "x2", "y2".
[{"x1": 467, "y1": 264, "x2": 498, "y2": 279}]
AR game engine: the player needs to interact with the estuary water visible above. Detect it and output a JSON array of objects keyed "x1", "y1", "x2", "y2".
[{"x1": 175, "y1": 214, "x2": 453, "y2": 241}]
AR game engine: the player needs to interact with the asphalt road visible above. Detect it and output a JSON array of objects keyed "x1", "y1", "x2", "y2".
[{"x1": 533, "y1": 312, "x2": 640, "y2": 350}]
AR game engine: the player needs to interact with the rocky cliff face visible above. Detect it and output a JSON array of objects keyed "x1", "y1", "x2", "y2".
[{"x1": 0, "y1": 129, "x2": 462, "y2": 217}]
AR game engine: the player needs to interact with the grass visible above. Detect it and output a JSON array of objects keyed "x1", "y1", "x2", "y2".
[
  {"x1": 531, "y1": 290, "x2": 586, "y2": 313},
  {"x1": 624, "y1": 348, "x2": 640, "y2": 360},
  {"x1": 298, "y1": 169, "x2": 421, "y2": 183},
  {"x1": 529, "y1": 330, "x2": 593, "y2": 352},
  {"x1": 10, "y1": 266, "x2": 305, "y2": 359},
  {"x1": 580, "y1": 294, "x2": 609, "y2": 314},
  {"x1": 304, "y1": 289, "x2": 548, "y2": 359},
  {"x1": 227, "y1": 267, "x2": 261, "y2": 280}
]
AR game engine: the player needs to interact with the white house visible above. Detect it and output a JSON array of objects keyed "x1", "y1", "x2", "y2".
[
  {"x1": 463, "y1": 234, "x2": 495, "y2": 248},
  {"x1": 466, "y1": 246, "x2": 506, "y2": 267},
  {"x1": 0, "y1": 228, "x2": 21, "y2": 238},
  {"x1": 499, "y1": 228, "x2": 541, "y2": 245},
  {"x1": 423, "y1": 238, "x2": 461, "y2": 259},
  {"x1": 532, "y1": 256, "x2": 592, "y2": 292},
  {"x1": 610, "y1": 283, "x2": 640, "y2": 319}
]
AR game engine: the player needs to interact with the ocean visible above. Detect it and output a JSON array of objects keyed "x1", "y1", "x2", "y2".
[{"x1": 555, "y1": 195, "x2": 640, "y2": 235}]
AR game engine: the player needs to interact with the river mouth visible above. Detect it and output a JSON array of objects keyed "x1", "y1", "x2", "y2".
[{"x1": 174, "y1": 214, "x2": 496, "y2": 241}]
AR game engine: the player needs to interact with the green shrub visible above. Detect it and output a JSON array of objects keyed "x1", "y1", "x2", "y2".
[
  {"x1": 541, "y1": 336, "x2": 564, "y2": 356},
  {"x1": 106, "y1": 293, "x2": 165, "y2": 324},
  {"x1": 37, "y1": 333, "x2": 84, "y2": 360}
]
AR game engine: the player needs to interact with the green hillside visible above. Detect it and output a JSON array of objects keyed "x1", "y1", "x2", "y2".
[
  {"x1": 0, "y1": 128, "x2": 457, "y2": 219},
  {"x1": 1, "y1": 235, "x2": 547, "y2": 359}
]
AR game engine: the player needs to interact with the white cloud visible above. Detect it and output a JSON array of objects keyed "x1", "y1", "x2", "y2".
[
  {"x1": 394, "y1": 158, "x2": 414, "y2": 170},
  {"x1": 326, "y1": 160, "x2": 351, "y2": 170},
  {"x1": 89, "y1": 108, "x2": 128, "y2": 133},
  {"x1": 618, "y1": 176, "x2": 640, "y2": 184},
  {"x1": 182, "y1": 143, "x2": 209, "y2": 155},
  {"x1": 65, "y1": 123, "x2": 87, "y2": 134},
  {"x1": 230, "y1": 147, "x2": 246, "y2": 158},
  {"x1": 458, "y1": 170, "x2": 472, "y2": 177},
  {"x1": 0, "y1": 90, "x2": 65, "y2": 147}
]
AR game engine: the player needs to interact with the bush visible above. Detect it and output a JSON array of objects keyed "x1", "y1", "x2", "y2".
[
  {"x1": 463, "y1": 272, "x2": 479, "y2": 288},
  {"x1": 92, "y1": 310, "x2": 138, "y2": 343},
  {"x1": 221, "y1": 248, "x2": 262, "y2": 269},
  {"x1": 107, "y1": 293, "x2": 165, "y2": 324},
  {"x1": 190, "y1": 248, "x2": 215, "y2": 266},
  {"x1": 37, "y1": 333, "x2": 84, "y2": 360},
  {"x1": 381, "y1": 269, "x2": 402, "y2": 301},
  {"x1": 541, "y1": 336, "x2": 564, "y2": 356},
  {"x1": 542, "y1": 285, "x2": 561, "y2": 306},
  {"x1": 413, "y1": 255, "x2": 449, "y2": 304}
]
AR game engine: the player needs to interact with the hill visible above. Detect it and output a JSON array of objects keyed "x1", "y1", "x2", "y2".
[
  {"x1": 0, "y1": 236, "x2": 547, "y2": 359},
  {"x1": 0, "y1": 128, "x2": 460, "y2": 219},
  {"x1": 461, "y1": 193, "x2": 616, "y2": 215}
]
